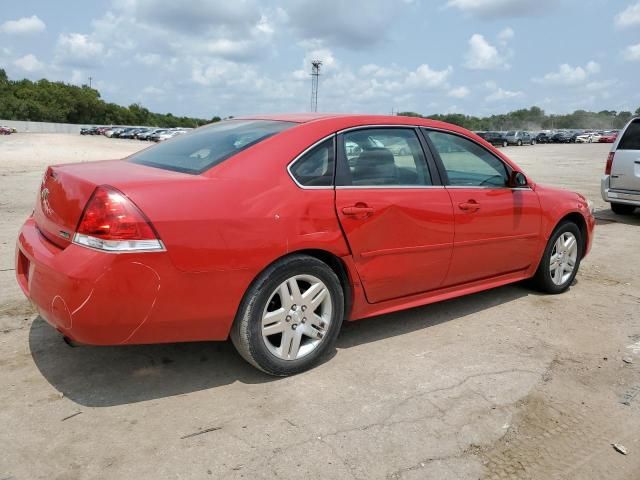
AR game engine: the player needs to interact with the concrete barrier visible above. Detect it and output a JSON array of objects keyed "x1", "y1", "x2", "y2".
[{"x1": 0, "y1": 120, "x2": 91, "y2": 134}]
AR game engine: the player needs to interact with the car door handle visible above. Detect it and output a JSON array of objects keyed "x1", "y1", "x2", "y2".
[
  {"x1": 342, "y1": 205, "x2": 374, "y2": 216},
  {"x1": 458, "y1": 201, "x2": 480, "y2": 212}
]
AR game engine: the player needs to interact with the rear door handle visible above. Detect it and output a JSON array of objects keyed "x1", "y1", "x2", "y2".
[
  {"x1": 458, "y1": 201, "x2": 480, "y2": 212},
  {"x1": 342, "y1": 205, "x2": 374, "y2": 216}
]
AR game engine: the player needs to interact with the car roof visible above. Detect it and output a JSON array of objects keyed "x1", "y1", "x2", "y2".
[{"x1": 234, "y1": 113, "x2": 477, "y2": 133}]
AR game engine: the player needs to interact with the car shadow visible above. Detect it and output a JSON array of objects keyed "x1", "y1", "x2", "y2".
[
  {"x1": 30, "y1": 283, "x2": 538, "y2": 407},
  {"x1": 594, "y1": 209, "x2": 640, "y2": 227}
]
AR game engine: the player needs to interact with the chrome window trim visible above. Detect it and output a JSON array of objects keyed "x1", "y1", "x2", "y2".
[
  {"x1": 286, "y1": 124, "x2": 531, "y2": 191},
  {"x1": 286, "y1": 133, "x2": 336, "y2": 190},
  {"x1": 335, "y1": 185, "x2": 446, "y2": 190}
]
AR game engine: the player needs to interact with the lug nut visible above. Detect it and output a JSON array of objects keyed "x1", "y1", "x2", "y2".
[
  {"x1": 286, "y1": 315, "x2": 291, "y2": 322},
  {"x1": 292, "y1": 304, "x2": 297, "y2": 310},
  {"x1": 301, "y1": 305, "x2": 307, "y2": 311},
  {"x1": 302, "y1": 317, "x2": 306, "y2": 323}
]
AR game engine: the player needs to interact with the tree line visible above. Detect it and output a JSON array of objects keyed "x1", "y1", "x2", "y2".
[
  {"x1": 398, "y1": 106, "x2": 640, "y2": 131},
  {"x1": 0, "y1": 69, "x2": 218, "y2": 128}
]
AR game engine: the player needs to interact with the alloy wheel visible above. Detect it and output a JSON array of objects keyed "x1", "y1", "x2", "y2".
[
  {"x1": 261, "y1": 274, "x2": 333, "y2": 361},
  {"x1": 549, "y1": 232, "x2": 578, "y2": 285}
]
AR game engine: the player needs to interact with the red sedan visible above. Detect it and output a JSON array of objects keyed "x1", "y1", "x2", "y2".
[
  {"x1": 16, "y1": 114, "x2": 595, "y2": 375},
  {"x1": 598, "y1": 131, "x2": 618, "y2": 143}
]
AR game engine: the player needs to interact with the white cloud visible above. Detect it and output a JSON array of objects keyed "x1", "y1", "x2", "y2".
[
  {"x1": 406, "y1": 64, "x2": 453, "y2": 88},
  {"x1": 448, "y1": 86, "x2": 470, "y2": 98},
  {"x1": 464, "y1": 34, "x2": 508, "y2": 70},
  {"x1": 535, "y1": 61, "x2": 600, "y2": 86},
  {"x1": 623, "y1": 43, "x2": 640, "y2": 61},
  {"x1": 0, "y1": 15, "x2": 46, "y2": 35},
  {"x1": 56, "y1": 33, "x2": 105, "y2": 67},
  {"x1": 13, "y1": 54, "x2": 44, "y2": 72},
  {"x1": 446, "y1": 0, "x2": 551, "y2": 18},
  {"x1": 485, "y1": 87, "x2": 523, "y2": 102},
  {"x1": 615, "y1": 2, "x2": 640, "y2": 28}
]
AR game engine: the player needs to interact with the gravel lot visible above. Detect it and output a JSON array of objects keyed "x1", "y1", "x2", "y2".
[{"x1": 1, "y1": 134, "x2": 639, "y2": 479}]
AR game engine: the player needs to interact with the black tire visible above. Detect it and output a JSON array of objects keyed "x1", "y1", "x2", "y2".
[
  {"x1": 517, "y1": 140, "x2": 523, "y2": 146},
  {"x1": 611, "y1": 203, "x2": 636, "y2": 215},
  {"x1": 531, "y1": 221, "x2": 583, "y2": 294},
  {"x1": 231, "y1": 254, "x2": 344, "y2": 376}
]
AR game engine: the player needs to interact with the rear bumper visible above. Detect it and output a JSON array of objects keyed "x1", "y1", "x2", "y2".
[
  {"x1": 601, "y1": 175, "x2": 640, "y2": 206},
  {"x1": 15, "y1": 217, "x2": 242, "y2": 345}
]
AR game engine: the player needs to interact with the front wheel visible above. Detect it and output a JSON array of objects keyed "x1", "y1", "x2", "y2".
[
  {"x1": 503, "y1": 140, "x2": 508, "y2": 147},
  {"x1": 611, "y1": 203, "x2": 636, "y2": 215},
  {"x1": 231, "y1": 255, "x2": 344, "y2": 376},
  {"x1": 531, "y1": 140, "x2": 536, "y2": 145},
  {"x1": 531, "y1": 222, "x2": 582, "y2": 294},
  {"x1": 517, "y1": 140, "x2": 523, "y2": 146}
]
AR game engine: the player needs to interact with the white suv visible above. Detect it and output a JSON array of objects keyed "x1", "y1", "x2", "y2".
[{"x1": 601, "y1": 117, "x2": 640, "y2": 215}]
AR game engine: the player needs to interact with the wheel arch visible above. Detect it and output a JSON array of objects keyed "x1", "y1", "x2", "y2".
[
  {"x1": 555, "y1": 212, "x2": 589, "y2": 259},
  {"x1": 237, "y1": 249, "x2": 354, "y2": 324}
]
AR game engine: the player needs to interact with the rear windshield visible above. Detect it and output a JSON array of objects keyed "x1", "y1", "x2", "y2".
[
  {"x1": 618, "y1": 120, "x2": 640, "y2": 150},
  {"x1": 130, "y1": 120, "x2": 295, "y2": 174}
]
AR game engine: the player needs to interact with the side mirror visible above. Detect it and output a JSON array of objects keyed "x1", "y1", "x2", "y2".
[{"x1": 510, "y1": 171, "x2": 528, "y2": 188}]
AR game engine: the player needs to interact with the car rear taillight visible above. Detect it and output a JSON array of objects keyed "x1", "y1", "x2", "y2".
[
  {"x1": 73, "y1": 185, "x2": 164, "y2": 252},
  {"x1": 605, "y1": 152, "x2": 615, "y2": 175}
]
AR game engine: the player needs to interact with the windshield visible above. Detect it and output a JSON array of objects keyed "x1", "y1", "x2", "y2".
[{"x1": 130, "y1": 120, "x2": 295, "y2": 174}]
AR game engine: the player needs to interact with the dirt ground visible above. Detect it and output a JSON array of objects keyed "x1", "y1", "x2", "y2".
[{"x1": 1, "y1": 134, "x2": 639, "y2": 480}]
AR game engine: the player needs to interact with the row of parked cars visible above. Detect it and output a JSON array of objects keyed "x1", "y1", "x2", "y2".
[
  {"x1": 80, "y1": 126, "x2": 192, "y2": 142},
  {"x1": 0, "y1": 126, "x2": 17, "y2": 135},
  {"x1": 476, "y1": 129, "x2": 619, "y2": 147}
]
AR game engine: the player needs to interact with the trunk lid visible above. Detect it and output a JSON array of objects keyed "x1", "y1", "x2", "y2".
[{"x1": 34, "y1": 159, "x2": 198, "y2": 248}]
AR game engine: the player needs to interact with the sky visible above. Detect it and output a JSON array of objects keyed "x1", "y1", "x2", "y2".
[{"x1": 0, "y1": 0, "x2": 639, "y2": 119}]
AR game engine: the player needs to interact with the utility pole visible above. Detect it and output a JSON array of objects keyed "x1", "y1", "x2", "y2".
[
  {"x1": 88, "y1": 76, "x2": 92, "y2": 88},
  {"x1": 310, "y1": 60, "x2": 322, "y2": 112}
]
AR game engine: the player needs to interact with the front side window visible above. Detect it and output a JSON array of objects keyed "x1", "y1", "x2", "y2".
[
  {"x1": 426, "y1": 130, "x2": 509, "y2": 187},
  {"x1": 341, "y1": 128, "x2": 431, "y2": 186},
  {"x1": 130, "y1": 120, "x2": 295, "y2": 174},
  {"x1": 289, "y1": 137, "x2": 335, "y2": 187},
  {"x1": 618, "y1": 119, "x2": 640, "y2": 150}
]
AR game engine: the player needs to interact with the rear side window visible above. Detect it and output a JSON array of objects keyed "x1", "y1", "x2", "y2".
[
  {"x1": 130, "y1": 120, "x2": 295, "y2": 174},
  {"x1": 289, "y1": 137, "x2": 335, "y2": 187},
  {"x1": 341, "y1": 128, "x2": 432, "y2": 186},
  {"x1": 618, "y1": 120, "x2": 640, "y2": 150}
]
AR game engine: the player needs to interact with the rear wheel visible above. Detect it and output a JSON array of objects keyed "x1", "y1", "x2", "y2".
[
  {"x1": 531, "y1": 222, "x2": 582, "y2": 294},
  {"x1": 503, "y1": 140, "x2": 508, "y2": 147},
  {"x1": 611, "y1": 203, "x2": 636, "y2": 215},
  {"x1": 531, "y1": 140, "x2": 536, "y2": 145},
  {"x1": 231, "y1": 254, "x2": 344, "y2": 376},
  {"x1": 517, "y1": 140, "x2": 523, "y2": 146}
]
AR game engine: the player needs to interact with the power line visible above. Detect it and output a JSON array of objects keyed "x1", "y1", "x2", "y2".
[{"x1": 310, "y1": 60, "x2": 322, "y2": 112}]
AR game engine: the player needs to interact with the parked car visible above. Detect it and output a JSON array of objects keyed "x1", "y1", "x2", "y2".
[
  {"x1": 601, "y1": 117, "x2": 640, "y2": 215},
  {"x1": 15, "y1": 114, "x2": 595, "y2": 375},
  {"x1": 137, "y1": 128, "x2": 162, "y2": 140},
  {"x1": 0, "y1": 126, "x2": 13, "y2": 135},
  {"x1": 535, "y1": 132, "x2": 552, "y2": 144},
  {"x1": 482, "y1": 131, "x2": 507, "y2": 146},
  {"x1": 575, "y1": 132, "x2": 597, "y2": 143},
  {"x1": 551, "y1": 132, "x2": 573, "y2": 143},
  {"x1": 149, "y1": 129, "x2": 170, "y2": 142},
  {"x1": 598, "y1": 131, "x2": 618, "y2": 143},
  {"x1": 80, "y1": 127, "x2": 92, "y2": 135},
  {"x1": 503, "y1": 131, "x2": 535, "y2": 146}
]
